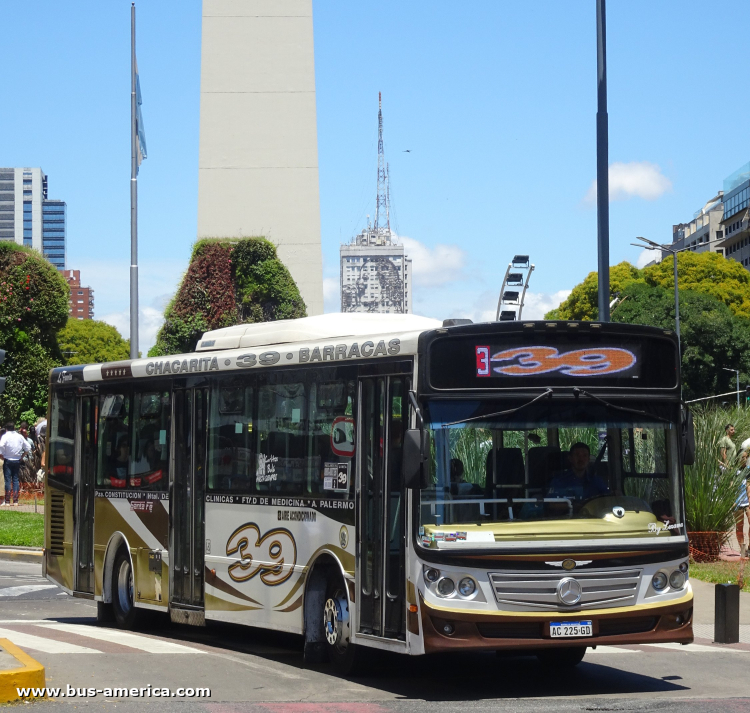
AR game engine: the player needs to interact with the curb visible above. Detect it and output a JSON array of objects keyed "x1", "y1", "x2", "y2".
[
  {"x1": 0, "y1": 638, "x2": 45, "y2": 702},
  {"x1": 0, "y1": 547, "x2": 43, "y2": 564}
]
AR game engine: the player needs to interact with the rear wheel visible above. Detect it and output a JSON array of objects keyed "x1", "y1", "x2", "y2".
[
  {"x1": 536, "y1": 646, "x2": 587, "y2": 668},
  {"x1": 111, "y1": 547, "x2": 138, "y2": 629},
  {"x1": 323, "y1": 578, "x2": 360, "y2": 675}
]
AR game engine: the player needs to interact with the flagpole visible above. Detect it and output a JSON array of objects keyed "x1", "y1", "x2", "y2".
[{"x1": 130, "y1": 2, "x2": 139, "y2": 359}]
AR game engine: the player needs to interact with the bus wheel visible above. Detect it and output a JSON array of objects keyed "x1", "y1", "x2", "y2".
[
  {"x1": 323, "y1": 579, "x2": 358, "y2": 675},
  {"x1": 111, "y1": 547, "x2": 138, "y2": 629},
  {"x1": 536, "y1": 646, "x2": 587, "y2": 668}
]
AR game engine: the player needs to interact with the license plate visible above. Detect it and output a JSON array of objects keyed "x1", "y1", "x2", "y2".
[{"x1": 550, "y1": 620, "x2": 593, "y2": 638}]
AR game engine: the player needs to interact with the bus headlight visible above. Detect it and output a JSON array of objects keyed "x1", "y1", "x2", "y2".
[
  {"x1": 424, "y1": 567, "x2": 440, "y2": 583},
  {"x1": 652, "y1": 572, "x2": 668, "y2": 591},
  {"x1": 669, "y1": 570, "x2": 686, "y2": 589},
  {"x1": 436, "y1": 578, "x2": 455, "y2": 596},
  {"x1": 679, "y1": 562, "x2": 689, "y2": 575},
  {"x1": 458, "y1": 577, "x2": 476, "y2": 597}
]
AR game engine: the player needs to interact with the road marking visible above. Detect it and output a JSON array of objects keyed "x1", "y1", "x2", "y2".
[
  {"x1": 0, "y1": 584, "x2": 58, "y2": 597},
  {"x1": 644, "y1": 642, "x2": 746, "y2": 653},
  {"x1": 38, "y1": 623, "x2": 203, "y2": 654},
  {"x1": 0, "y1": 626, "x2": 99, "y2": 654}
]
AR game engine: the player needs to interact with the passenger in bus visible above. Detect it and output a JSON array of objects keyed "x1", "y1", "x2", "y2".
[
  {"x1": 548, "y1": 442, "x2": 609, "y2": 501},
  {"x1": 105, "y1": 437, "x2": 130, "y2": 487},
  {"x1": 450, "y1": 459, "x2": 481, "y2": 496}
]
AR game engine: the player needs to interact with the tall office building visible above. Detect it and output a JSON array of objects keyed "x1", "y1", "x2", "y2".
[
  {"x1": 340, "y1": 95, "x2": 412, "y2": 314},
  {"x1": 197, "y1": 0, "x2": 324, "y2": 315},
  {"x1": 0, "y1": 167, "x2": 66, "y2": 270}
]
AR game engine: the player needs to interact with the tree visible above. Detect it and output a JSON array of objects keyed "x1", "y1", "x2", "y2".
[
  {"x1": 58, "y1": 319, "x2": 130, "y2": 365},
  {"x1": 611, "y1": 282, "x2": 750, "y2": 400},
  {"x1": 0, "y1": 243, "x2": 69, "y2": 422},
  {"x1": 149, "y1": 237, "x2": 306, "y2": 357},
  {"x1": 546, "y1": 251, "x2": 750, "y2": 321}
]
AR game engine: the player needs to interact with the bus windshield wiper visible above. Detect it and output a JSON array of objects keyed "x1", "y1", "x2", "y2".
[
  {"x1": 443, "y1": 388, "x2": 554, "y2": 427},
  {"x1": 572, "y1": 387, "x2": 671, "y2": 424}
]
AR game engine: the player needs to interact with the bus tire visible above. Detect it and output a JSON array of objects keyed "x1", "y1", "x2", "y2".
[
  {"x1": 111, "y1": 546, "x2": 138, "y2": 629},
  {"x1": 323, "y1": 577, "x2": 359, "y2": 675},
  {"x1": 536, "y1": 646, "x2": 587, "y2": 668},
  {"x1": 96, "y1": 601, "x2": 115, "y2": 623}
]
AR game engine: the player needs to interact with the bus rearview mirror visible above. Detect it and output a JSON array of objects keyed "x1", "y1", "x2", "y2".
[
  {"x1": 681, "y1": 408, "x2": 696, "y2": 466},
  {"x1": 403, "y1": 429, "x2": 429, "y2": 489}
]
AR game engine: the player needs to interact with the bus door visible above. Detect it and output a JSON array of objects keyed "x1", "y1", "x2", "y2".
[
  {"x1": 170, "y1": 387, "x2": 208, "y2": 614},
  {"x1": 73, "y1": 395, "x2": 97, "y2": 595},
  {"x1": 358, "y1": 375, "x2": 408, "y2": 641}
]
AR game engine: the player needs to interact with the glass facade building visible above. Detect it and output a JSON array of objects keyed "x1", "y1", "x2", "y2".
[{"x1": 42, "y1": 200, "x2": 66, "y2": 270}]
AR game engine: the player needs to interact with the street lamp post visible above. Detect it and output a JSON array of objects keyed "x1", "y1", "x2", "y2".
[
  {"x1": 723, "y1": 367, "x2": 740, "y2": 409},
  {"x1": 631, "y1": 237, "x2": 688, "y2": 359}
]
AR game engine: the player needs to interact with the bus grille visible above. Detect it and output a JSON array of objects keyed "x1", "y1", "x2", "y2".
[
  {"x1": 488, "y1": 568, "x2": 641, "y2": 611},
  {"x1": 49, "y1": 491, "x2": 65, "y2": 556}
]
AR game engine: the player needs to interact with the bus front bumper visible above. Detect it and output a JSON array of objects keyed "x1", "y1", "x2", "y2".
[{"x1": 419, "y1": 591, "x2": 693, "y2": 654}]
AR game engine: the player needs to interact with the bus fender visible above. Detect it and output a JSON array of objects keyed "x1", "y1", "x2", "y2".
[
  {"x1": 101, "y1": 532, "x2": 132, "y2": 604},
  {"x1": 302, "y1": 550, "x2": 350, "y2": 662}
]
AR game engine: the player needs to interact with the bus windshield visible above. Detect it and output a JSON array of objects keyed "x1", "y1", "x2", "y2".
[{"x1": 419, "y1": 398, "x2": 684, "y2": 548}]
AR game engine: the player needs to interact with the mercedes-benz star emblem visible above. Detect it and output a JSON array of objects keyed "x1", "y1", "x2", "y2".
[{"x1": 557, "y1": 577, "x2": 583, "y2": 606}]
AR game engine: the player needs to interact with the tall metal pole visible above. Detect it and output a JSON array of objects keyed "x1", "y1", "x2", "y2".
[
  {"x1": 596, "y1": 0, "x2": 610, "y2": 322},
  {"x1": 672, "y1": 251, "x2": 681, "y2": 358},
  {"x1": 130, "y1": 3, "x2": 139, "y2": 359}
]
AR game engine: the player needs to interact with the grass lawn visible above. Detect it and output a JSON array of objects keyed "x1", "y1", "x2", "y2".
[
  {"x1": 690, "y1": 560, "x2": 750, "y2": 592},
  {"x1": 0, "y1": 510, "x2": 44, "y2": 547}
]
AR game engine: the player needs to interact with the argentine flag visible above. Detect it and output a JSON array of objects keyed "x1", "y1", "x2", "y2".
[{"x1": 135, "y1": 60, "x2": 147, "y2": 171}]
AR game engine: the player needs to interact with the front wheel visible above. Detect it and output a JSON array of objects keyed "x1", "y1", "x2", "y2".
[
  {"x1": 536, "y1": 646, "x2": 587, "y2": 668},
  {"x1": 323, "y1": 579, "x2": 360, "y2": 675},
  {"x1": 111, "y1": 547, "x2": 138, "y2": 629}
]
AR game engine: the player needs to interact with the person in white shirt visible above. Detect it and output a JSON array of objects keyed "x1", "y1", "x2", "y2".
[{"x1": 0, "y1": 422, "x2": 31, "y2": 506}]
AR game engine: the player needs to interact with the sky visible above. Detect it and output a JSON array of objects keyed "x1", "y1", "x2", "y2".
[{"x1": 2, "y1": 1, "x2": 750, "y2": 352}]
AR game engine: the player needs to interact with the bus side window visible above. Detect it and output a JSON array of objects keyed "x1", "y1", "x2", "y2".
[
  {"x1": 96, "y1": 392, "x2": 130, "y2": 489},
  {"x1": 256, "y1": 380, "x2": 307, "y2": 494},
  {"x1": 129, "y1": 390, "x2": 170, "y2": 491},
  {"x1": 207, "y1": 382, "x2": 254, "y2": 494},
  {"x1": 48, "y1": 391, "x2": 76, "y2": 487},
  {"x1": 307, "y1": 375, "x2": 355, "y2": 499}
]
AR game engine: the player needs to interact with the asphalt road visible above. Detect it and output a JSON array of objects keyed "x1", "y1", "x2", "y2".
[{"x1": 0, "y1": 560, "x2": 747, "y2": 712}]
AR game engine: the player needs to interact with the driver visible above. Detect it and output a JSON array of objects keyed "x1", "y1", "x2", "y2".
[{"x1": 548, "y1": 442, "x2": 609, "y2": 501}]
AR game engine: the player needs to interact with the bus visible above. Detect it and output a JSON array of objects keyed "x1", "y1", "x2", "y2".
[{"x1": 43, "y1": 313, "x2": 694, "y2": 672}]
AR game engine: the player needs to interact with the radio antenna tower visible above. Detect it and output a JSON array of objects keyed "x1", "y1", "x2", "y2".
[{"x1": 373, "y1": 92, "x2": 391, "y2": 239}]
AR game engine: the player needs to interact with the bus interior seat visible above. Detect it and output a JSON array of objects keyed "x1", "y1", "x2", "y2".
[
  {"x1": 485, "y1": 447, "x2": 525, "y2": 495},
  {"x1": 527, "y1": 446, "x2": 562, "y2": 491}
]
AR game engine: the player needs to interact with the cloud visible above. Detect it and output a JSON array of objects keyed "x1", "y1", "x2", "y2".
[
  {"x1": 399, "y1": 236, "x2": 466, "y2": 287},
  {"x1": 584, "y1": 162, "x2": 672, "y2": 204},
  {"x1": 635, "y1": 248, "x2": 659, "y2": 269},
  {"x1": 323, "y1": 277, "x2": 340, "y2": 313},
  {"x1": 99, "y1": 305, "x2": 164, "y2": 356}
]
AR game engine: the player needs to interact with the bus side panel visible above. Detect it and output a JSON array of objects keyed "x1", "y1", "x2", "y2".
[
  {"x1": 204, "y1": 502, "x2": 354, "y2": 632},
  {"x1": 44, "y1": 484, "x2": 74, "y2": 592},
  {"x1": 93, "y1": 494, "x2": 168, "y2": 606}
]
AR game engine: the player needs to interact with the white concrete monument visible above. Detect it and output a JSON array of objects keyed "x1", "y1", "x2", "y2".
[{"x1": 198, "y1": 0, "x2": 324, "y2": 315}]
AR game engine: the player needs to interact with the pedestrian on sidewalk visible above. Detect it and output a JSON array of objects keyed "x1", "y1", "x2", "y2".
[
  {"x1": 736, "y1": 449, "x2": 750, "y2": 559},
  {"x1": 0, "y1": 422, "x2": 30, "y2": 506},
  {"x1": 719, "y1": 423, "x2": 737, "y2": 469}
]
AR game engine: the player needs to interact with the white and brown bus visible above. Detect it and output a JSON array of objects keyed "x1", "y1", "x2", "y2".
[{"x1": 44, "y1": 313, "x2": 694, "y2": 672}]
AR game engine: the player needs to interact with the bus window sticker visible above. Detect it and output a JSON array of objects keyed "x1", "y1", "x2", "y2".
[{"x1": 330, "y1": 416, "x2": 355, "y2": 457}]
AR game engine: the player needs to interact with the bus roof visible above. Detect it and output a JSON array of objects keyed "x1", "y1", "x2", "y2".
[{"x1": 195, "y1": 313, "x2": 442, "y2": 351}]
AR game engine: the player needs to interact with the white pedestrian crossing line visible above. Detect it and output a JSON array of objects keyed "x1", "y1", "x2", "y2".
[
  {"x1": 37, "y1": 623, "x2": 202, "y2": 654},
  {"x1": 0, "y1": 626, "x2": 99, "y2": 654},
  {"x1": 0, "y1": 584, "x2": 58, "y2": 597}
]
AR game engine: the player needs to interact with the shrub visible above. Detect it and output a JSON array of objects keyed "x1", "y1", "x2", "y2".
[
  {"x1": 150, "y1": 237, "x2": 306, "y2": 356},
  {"x1": 0, "y1": 243, "x2": 68, "y2": 423}
]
